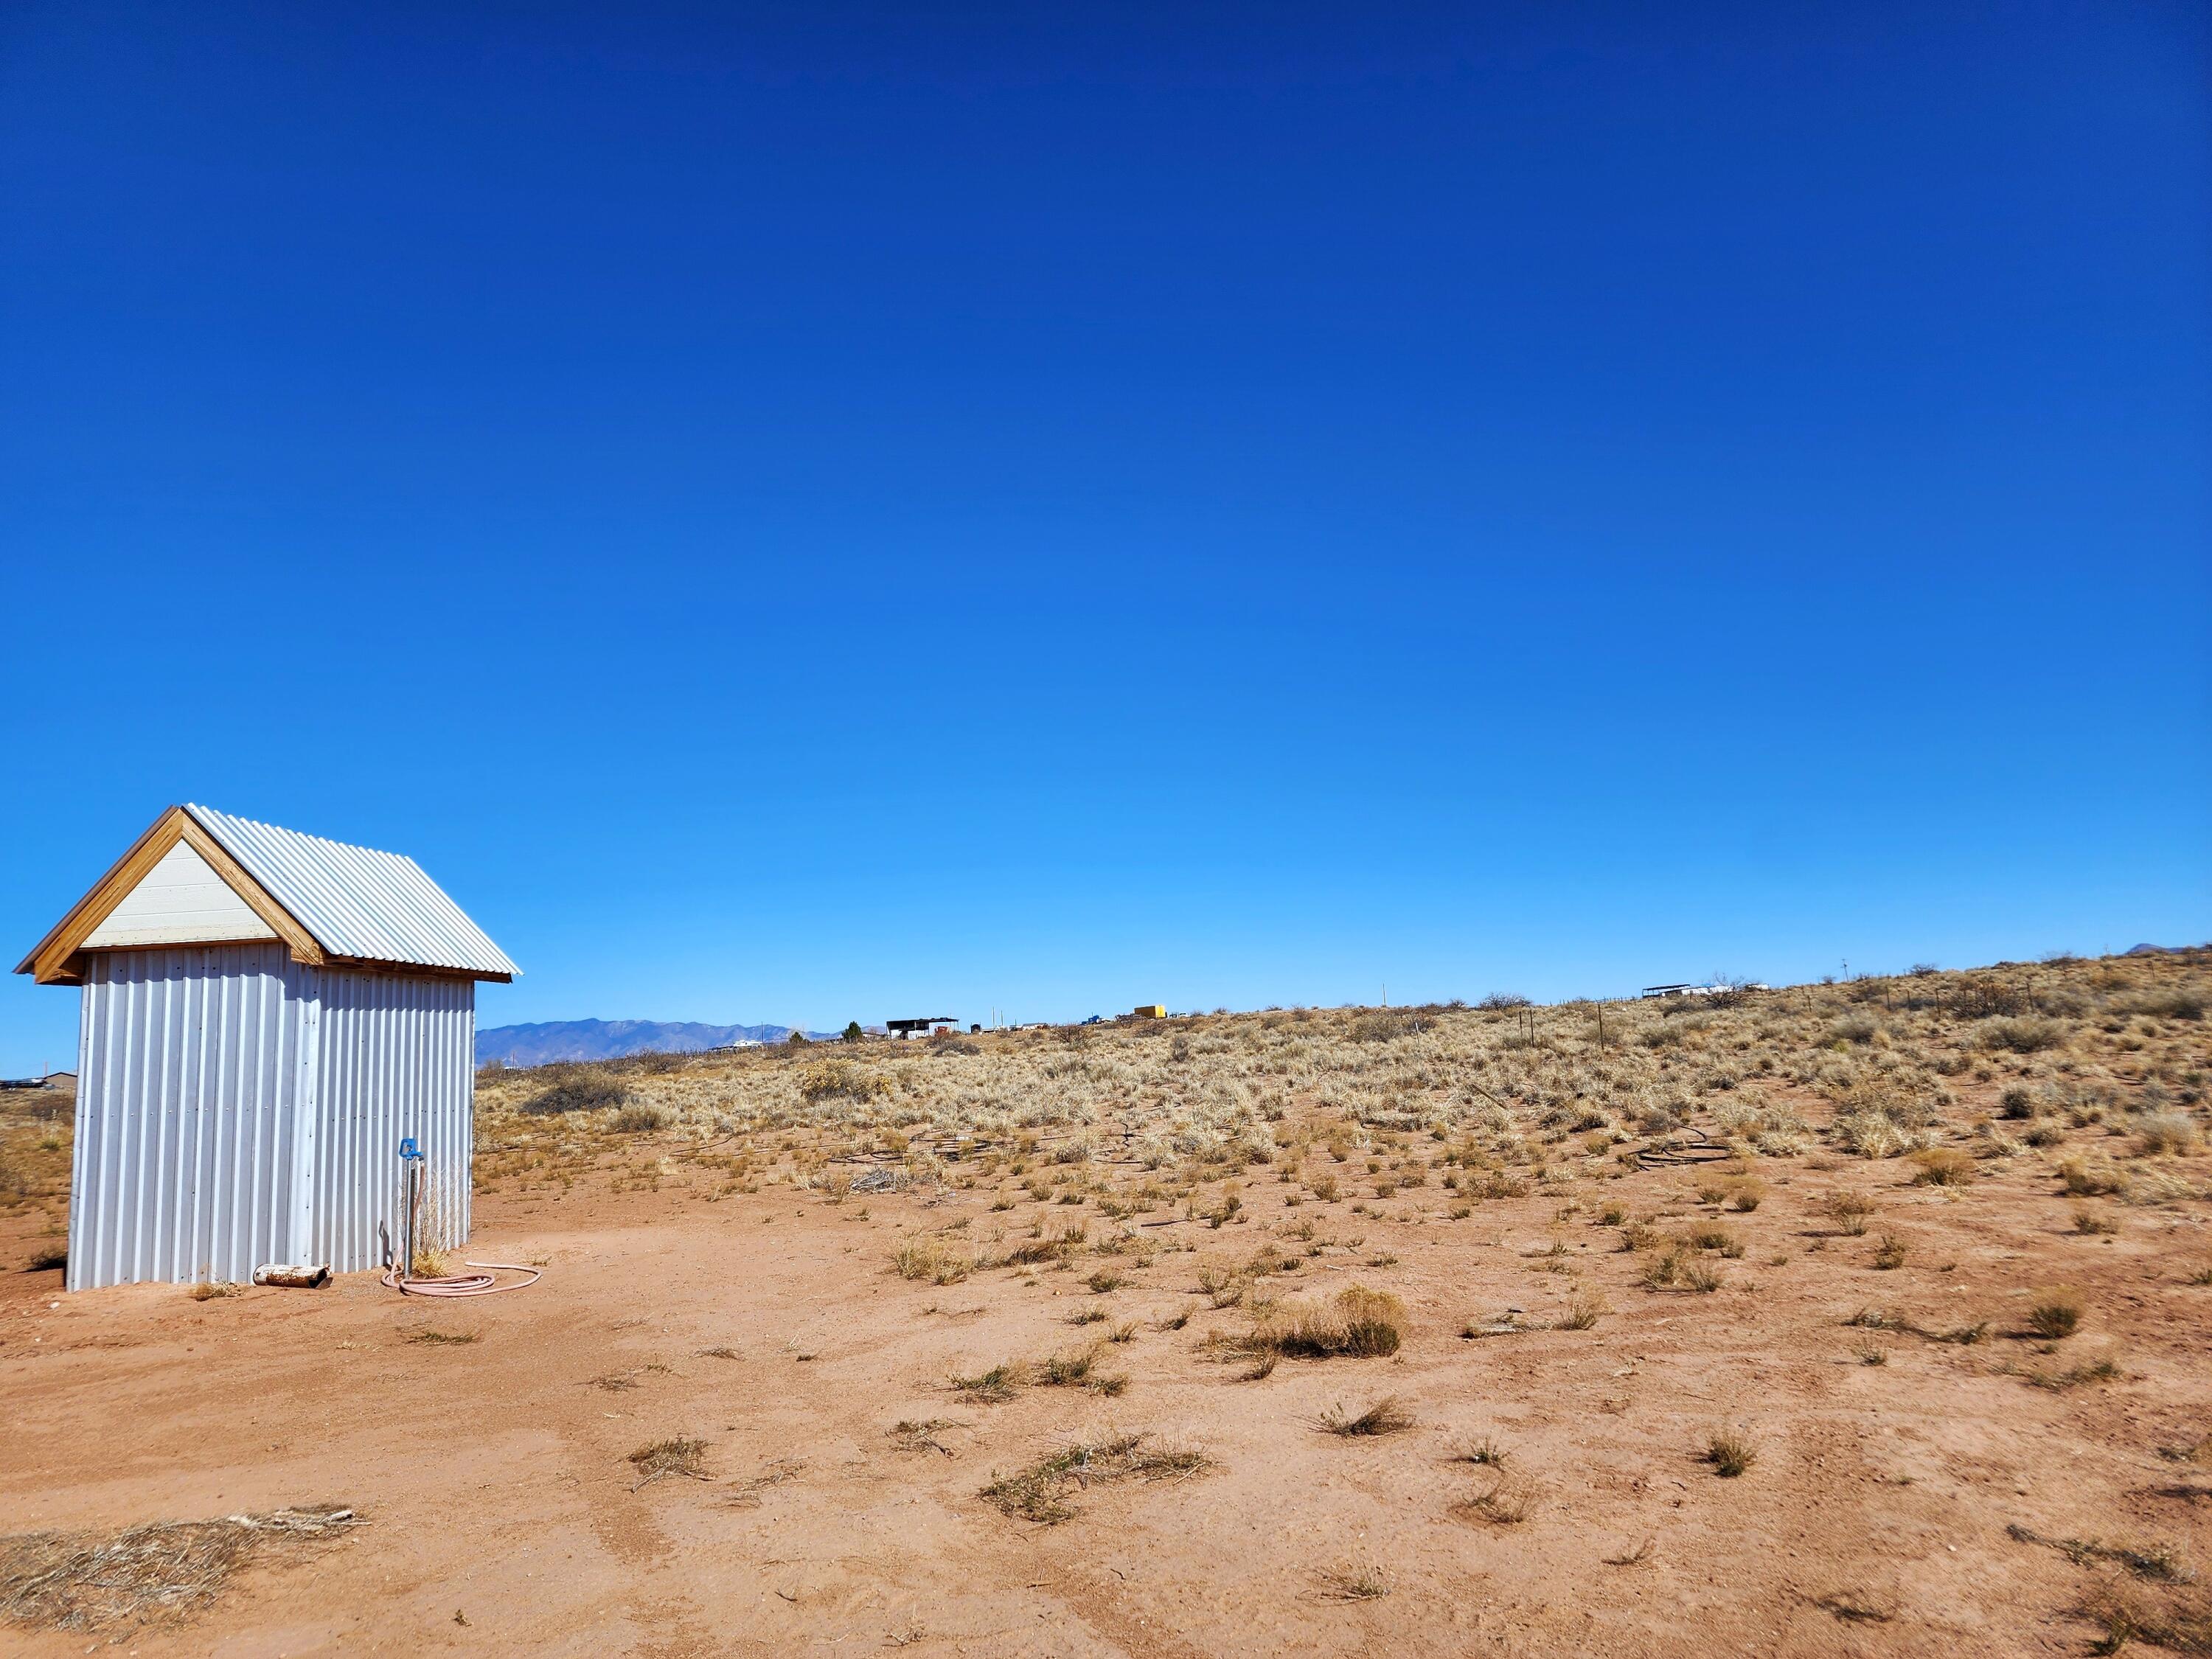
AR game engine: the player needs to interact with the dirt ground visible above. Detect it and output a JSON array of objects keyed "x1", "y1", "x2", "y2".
[
  {"x1": 4, "y1": 1123, "x2": 2210, "y2": 1653},
  {"x1": 3, "y1": 965, "x2": 2210, "y2": 1655}
]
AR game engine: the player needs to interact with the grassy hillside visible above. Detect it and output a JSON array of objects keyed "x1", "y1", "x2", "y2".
[{"x1": 472, "y1": 949, "x2": 2209, "y2": 1208}]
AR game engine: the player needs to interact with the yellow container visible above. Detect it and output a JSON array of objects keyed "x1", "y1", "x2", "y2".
[{"x1": 1133, "y1": 1004, "x2": 1166, "y2": 1019}]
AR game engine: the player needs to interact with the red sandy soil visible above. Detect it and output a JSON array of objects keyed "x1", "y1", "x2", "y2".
[{"x1": 4, "y1": 1133, "x2": 2209, "y2": 1656}]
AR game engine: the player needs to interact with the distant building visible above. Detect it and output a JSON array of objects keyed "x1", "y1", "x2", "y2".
[{"x1": 886, "y1": 1016, "x2": 957, "y2": 1040}]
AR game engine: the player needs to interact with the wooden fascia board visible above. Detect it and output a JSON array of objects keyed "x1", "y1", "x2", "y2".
[
  {"x1": 17, "y1": 807, "x2": 189, "y2": 983},
  {"x1": 15, "y1": 805, "x2": 328, "y2": 985},
  {"x1": 175, "y1": 815, "x2": 325, "y2": 968}
]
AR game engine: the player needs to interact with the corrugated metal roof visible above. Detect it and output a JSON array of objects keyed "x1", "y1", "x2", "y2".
[{"x1": 185, "y1": 805, "x2": 519, "y2": 978}]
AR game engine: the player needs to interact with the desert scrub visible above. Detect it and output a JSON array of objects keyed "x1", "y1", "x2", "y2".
[
  {"x1": 799, "y1": 1060, "x2": 891, "y2": 1105},
  {"x1": 520, "y1": 1068, "x2": 630, "y2": 1116},
  {"x1": 1701, "y1": 1426, "x2": 1759, "y2": 1477},
  {"x1": 1317, "y1": 1397, "x2": 1413, "y2": 1437},
  {"x1": 893, "y1": 1237, "x2": 971, "y2": 1284},
  {"x1": 1907, "y1": 1147, "x2": 1975, "y2": 1186},
  {"x1": 979, "y1": 1433, "x2": 1211, "y2": 1524},
  {"x1": 1823, "y1": 1192, "x2": 1877, "y2": 1236},
  {"x1": 1245, "y1": 1284, "x2": 1407, "y2": 1358},
  {"x1": 2027, "y1": 1290, "x2": 2084, "y2": 1340}
]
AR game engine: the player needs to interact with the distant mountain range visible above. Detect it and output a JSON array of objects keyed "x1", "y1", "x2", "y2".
[{"x1": 476, "y1": 1018, "x2": 835, "y2": 1068}]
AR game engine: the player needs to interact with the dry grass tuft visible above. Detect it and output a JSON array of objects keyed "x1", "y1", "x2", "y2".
[
  {"x1": 0, "y1": 1506, "x2": 361, "y2": 1632},
  {"x1": 2028, "y1": 1290, "x2": 2085, "y2": 1340},
  {"x1": 894, "y1": 1237, "x2": 972, "y2": 1284},
  {"x1": 1458, "y1": 1435, "x2": 1511, "y2": 1467},
  {"x1": 1319, "y1": 1562, "x2": 1391, "y2": 1600},
  {"x1": 627, "y1": 1437, "x2": 710, "y2": 1489},
  {"x1": 1455, "y1": 1476, "x2": 1538, "y2": 1525},
  {"x1": 1908, "y1": 1147, "x2": 1977, "y2": 1187},
  {"x1": 1556, "y1": 1287, "x2": 1609, "y2": 1329},
  {"x1": 521, "y1": 1071, "x2": 630, "y2": 1116},
  {"x1": 2079, "y1": 1578, "x2": 2212, "y2": 1657},
  {"x1": 1245, "y1": 1284, "x2": 1407, "y2": 1358},
  {"x1": 1824, "y1": 1192, "x2": 1878, "y2": 1237},
  {"x1": 888, "y1": 1419, "x2": 960, "y2": 1455},
  {"x1": 1034, "y1": 1346, "x2": 1129, "y2": 1396},
  {"x1": 1702, "y1": 1426, "x2": 1759, "y2": 1477},
  {"x1": 979, "y1": 1433, "x2": 1211, "y2": 1525},
  {"x1": 1317, "y1": 1397, "x2": 1414, "y2": 1437},
  {"x1": 950, "y1": 1363, "x2": 1022, "y2": 1403}
]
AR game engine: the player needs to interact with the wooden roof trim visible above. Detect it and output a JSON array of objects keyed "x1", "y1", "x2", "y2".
[
  {"x1": 14, "y1": 806, "x2": 327, "y2": 986},
  {"x1": 177, "y1": 816, "x2": 326, "y2": 970}
]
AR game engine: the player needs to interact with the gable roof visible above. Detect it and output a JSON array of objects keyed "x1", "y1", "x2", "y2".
[{"x1": 15, "y1": 804, "x2": 518, "y2": 986}]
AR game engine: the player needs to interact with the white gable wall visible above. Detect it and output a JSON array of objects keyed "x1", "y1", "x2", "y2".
[{"x1": 83, "y1": 840, "x2": 278, "y2": 948}]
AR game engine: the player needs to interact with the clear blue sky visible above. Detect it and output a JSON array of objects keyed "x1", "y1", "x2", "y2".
[{"x1": 3, "y1": 2, "x2": 2208, "y2": 1071}]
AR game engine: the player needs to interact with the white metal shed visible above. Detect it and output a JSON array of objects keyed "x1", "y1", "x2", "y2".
[{"x1": 15, "y1": 804, "x2": 518, "y2": 1290}]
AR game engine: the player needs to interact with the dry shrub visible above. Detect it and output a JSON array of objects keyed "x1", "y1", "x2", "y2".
[
  {"x1": 1247, "y1": 1285, "x2": 1407, "y2": 1358},
  {"x1": 1824, "y1": 1192, "x2": 1878, "y2": 1236},
  {"x1": 893, "y1": 1237, "x2": 971, "y2": 1284},
  {"x1": 1641, "y1": 1247, "x2": 1721, "y2": 1293},
  {"x1": 627, "y1": 1437, "x2": 710, "y2": 1489},
  {"x1": 1318, "y1": 1397, "x2": 1413, "y2": 1437},
  {"x1": 1722, "y1": 1176, "x2": 1767, "y2": 1212},
  {"x1": 979, "y1": 1434, "x2": 1210, "y2": 1524},
  {"x1": 2126, "y1": 990, "x2": 2205, "y2": 1023},
  {"x1": 798, "y1": 1060, "x2": 889, "y2": 1105},
  {"x1": 611, "y1": 1103, "x2": 670, "y2": 1133},
  {"x1": 1033, "y1": 1346, "x2": 1127, "y2": 1395},
  {"x1": 520, "y1": 1069, "x2": 630, "y2": 1116},
  {"x1": 2028, "y1": 1290, "x2": 2085, "y2": 1340},
  {"x1": 950, "y1": 1363, "x2": 1021, "y2": 1402},
  {"x1": 1908, "y1": 1147, "x2": 1976, "y2": 1186},
  {"x1": 2135, "y1": 1113, "x2": 2202, "y2": 1157},
  {"x1": 1455, "y1": 1476, "x2": 1538, "y2": 1525},
  {"x1": 1557, "y1": 1287, "x2": 1608, "y2": 1329},
  {"x1": 1702, "y1": 1426, "x2": 1758, "y2": 1477},
  {"x1": 1979, "y1": 1016, "x2": 2066, "y2": 1054},
  {"x1": 0, "y1": 1506, "x2": 361, "y2": 1631},
  {"x1": 2080, "y1": 1579, "x2": 2212, "y2": 1655},
  {"x1": 2061, "y1": 1158, "x2": 2126, "y2": 1197}
]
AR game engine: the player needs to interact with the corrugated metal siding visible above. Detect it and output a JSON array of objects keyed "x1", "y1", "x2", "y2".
[
  {"x1": 185, "y1": 804, "x2": 518, "y2": 978},
  {"x1": 69, "y1": 949, "x2": 477, "y2": 1288},
  {"x1": 70, "y1": 946, "x2": 306, "y2": 1290},
  {"x1": 314, "y1": 969, "x2": 475, "y2": 1273}
]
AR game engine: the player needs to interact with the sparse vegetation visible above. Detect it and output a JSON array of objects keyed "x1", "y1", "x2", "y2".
[
  {"x1": 1244, "y1": 1285, "x2": 1407, "y2": 1358},
  {"x1": 2028, "y1": 1290, "x2": 2085, "y2": 1340},
  {"x1": 627, "y1": 1437, "x2": 711, "y2": 1489},
  {"x1": 1702, "y1": 1426, "x2": 1759, "y2": 1477},
  {"x1": 0, "y1": 1507, "x2": 362, "y2": 1631},
  {"x1": 979, "y1": 1434, "x2": 1210, "y2": 1524},
  {"x1": 13, "y1": 946, "x2": 2211, "y2": 1652},
  {"x1": 894, "y1": 1237, "x2": 972, "y2": 1284},
  {"x1": 1318, "y1": 1397, "x2": 1413, "y2": 1437}
]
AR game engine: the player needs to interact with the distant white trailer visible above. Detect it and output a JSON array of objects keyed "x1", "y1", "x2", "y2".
[{"x1": 16, "y1": 805, "x2": 517, "y2": 1291}]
